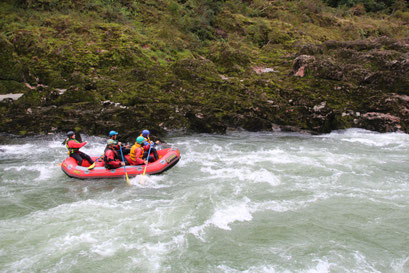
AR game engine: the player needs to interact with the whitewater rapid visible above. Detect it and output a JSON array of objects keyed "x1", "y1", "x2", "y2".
[{"x1": 0, "y1": 129, "x2": 408, "y2": 272}]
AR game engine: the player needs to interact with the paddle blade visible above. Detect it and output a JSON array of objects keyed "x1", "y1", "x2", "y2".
[
  {"x1": 88, "y1": 162, "x2": 96, "y2": 170},
  {"x1": 125, "y1": 173, "x2": 131, "y2": 185}
]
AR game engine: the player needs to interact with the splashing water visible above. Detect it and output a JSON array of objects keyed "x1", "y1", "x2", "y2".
[{"x1": 0, "y1": 129, "x2": 408, "y2": 272}]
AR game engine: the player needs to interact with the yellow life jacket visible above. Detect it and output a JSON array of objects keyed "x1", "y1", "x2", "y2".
[
  {"x1": 140, "y1": 134, "x2": 152, "y2": 144},
  {"x1": 130, "y1": 143, "x2": 143, "y2": 161}
]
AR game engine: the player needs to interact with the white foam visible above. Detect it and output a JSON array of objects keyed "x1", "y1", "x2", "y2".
[
  {"x1": 209, "y1": 202, "x2": 252, "y2": 230},
  {"x1": 56, "y1": 232, "x2": 98, "y2": 249},
  {"x1": 3, "y1": 164, "x2": 56, "y2": 181},
  {"x1": 217, "y1": 264, "x2": 279, "y2": 273},
  {"x1": 130, "y1": 174, "x2": 169, "y2": 188},
  {"x1": 391, "y1": 256, "x2": 409, "y2": 272},
  {"x1": 325, "y1": 129, "x2": 409, "y2": 148},
  {"x1": 8, "y1": 256, "x2": 40, "y2": 273},
  {"x1": 199, "y1": 165, "x2": 280, "y2": 188},
  {"x1": 353, "y1": 251, "x2": 382, "y2": 273},
  {"x1": 0, "y1": 143, "x2": 35, "y2": 155},
  {"x1": 189, "y1": 198, "x2": 253, "y2": 240},
  {"x1": 253, "y1": 192, "x2": 331, "y2": 214},
  {"x1": 302, "y1": 259, "x2": 332, "y2": 273},
  {"x1": 212, "y1": 144, "x2": 223, "y2": 152},
  {"x1": 91, "y1": 240, "x2": 117, "y2": 257},
  {"x1": 27, "y1": 199, "x2": 138, "y2": 218}
]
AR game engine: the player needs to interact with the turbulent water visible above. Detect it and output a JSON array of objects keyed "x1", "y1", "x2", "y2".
[{"x1": 0, "y1": 129, "x2": 408, "y2": 273}]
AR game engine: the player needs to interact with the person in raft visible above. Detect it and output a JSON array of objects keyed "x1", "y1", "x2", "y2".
[
  {"x1": 64, "y1": 131, "x2": 94, "y2": 166},
  {"x1": 140, "y1": 129, "x2": 159, "y2": 161},
  {"x1": 104, "y1": 139, "x2": 125, "y2": 169},
  {"x1": 128, "y1": 136, "x2": 148, "y2": 165},
  {"x1": 108, "y1": 130, "x2": 130, "y2": 155}
]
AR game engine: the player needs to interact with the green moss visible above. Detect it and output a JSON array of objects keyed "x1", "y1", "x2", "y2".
[{"x1": 0, "y1": 0, "x2": 408, "y2": 135}]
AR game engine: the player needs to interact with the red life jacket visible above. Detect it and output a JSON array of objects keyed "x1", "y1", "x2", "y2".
[{"x1": 104, "y1": 147, "x2": 122, "y2": 169}]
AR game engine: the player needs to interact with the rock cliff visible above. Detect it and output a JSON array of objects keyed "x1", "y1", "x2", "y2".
[{"x1": 1, "y1": 1, "x2": 408, "y2": 138}]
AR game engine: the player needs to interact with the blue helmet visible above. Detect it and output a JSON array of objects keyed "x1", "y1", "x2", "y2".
[
  {"x1": 142, "y1": 130, "x2": 150, "y2": 137},
  {"x1": 109, "y1": 130, "x2": 118, "y2": 137}
]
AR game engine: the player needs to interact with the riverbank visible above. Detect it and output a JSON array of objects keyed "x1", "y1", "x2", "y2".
[{"x1": 1, "y1": 1, "x2": 409, "y2": 137}]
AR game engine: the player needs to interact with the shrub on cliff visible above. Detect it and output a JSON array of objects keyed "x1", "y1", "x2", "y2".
[
  {"x1": 207, "y1": 41, "x2": 251, "y2": 74},
  {"x1": 323, "y1": 0, "x2": 408, "y2": 12}
]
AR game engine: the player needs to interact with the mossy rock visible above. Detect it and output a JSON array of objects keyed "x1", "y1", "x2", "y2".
[
  {"x1": 207, "y1": 41, "x2": 251, "y2": 73},
  {"x1": 0, "y1": 34, "x2": 24, "y2": 83},
  {"x1": 0, "y1": 80, "x2": 26, "y2": 94},
  {"x1": 171, "y1": 58, "x2": 219, "y2": 82}
]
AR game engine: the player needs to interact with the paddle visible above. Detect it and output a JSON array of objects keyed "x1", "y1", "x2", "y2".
[
  {"x1": 119, "y1": 145, "x2": 131, "y2": 185},
  {"x1": 75, "y1": 131, "x2": 82, "y2": 143},
  {"x1": 140, "y1": 142, "x2": 153, "y2": 185},
  {"x1": 88, "y1": 155, "x2": 103, "y2": 170}
]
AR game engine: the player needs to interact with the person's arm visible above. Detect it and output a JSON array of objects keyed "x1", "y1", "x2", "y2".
[
  {"x1": 143, "y1": 144, "x2": 150, "y2": 151},
  {"x1": 133, "y1": 158, "x2": 146, "y2": 165},
  {"x1": 133, "y1": 148, "x2": 146, "y2": 164},
  {"x1": 68, "y1": 140, "x2": 87, "y2": 149},
  {"x1": 110, "y1": 160, "x2": 123, "y2": 168},
  {"x1": 150, "y1": 135, "x2": 162, "y2": 144}
]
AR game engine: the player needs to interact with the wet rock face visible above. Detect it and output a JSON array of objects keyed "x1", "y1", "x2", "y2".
[
  {"x1": 295, "y1": 37, "x2": 409, "y2": 92},
  {"x1": 307, "y1": 101, "x2": 336, "y2": 133},
  {"x1": 185, "y1": 111, "x2": 227, "y2": 134},
  {"x1": 2, "y1": 32, "x2": 409, "y2": 137},
  {"x1": 359, "y1": 93, "x2": 409, "y2": 133},
  {"x1": 358, "y1": 112, "x2": 401, "y2": 133},
  {"x1": 292, "y1": 37, "x2": 409, "y2": 133},
  {"x1": 292, "y1": 55, "x2": 316, "y2": 77}
]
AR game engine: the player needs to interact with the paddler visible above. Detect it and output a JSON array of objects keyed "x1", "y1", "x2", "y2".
[
  {"x1": 64, "y1": 131, "x2": 94, "y2": 166},
  {"x1": 108, "y1": 130, "x2": 130, "y2": 155},
  {"x1": 128, "y1": 136, "x2": 149, "y2": 165},
  {"x1": 104, "y1": 139, "x2": 125, "y2": 169},
  {"x1": 140, "y1": 129, "x2": 159, "y2": 161}
]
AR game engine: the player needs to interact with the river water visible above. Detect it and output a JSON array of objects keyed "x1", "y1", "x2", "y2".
[{"x1": 0, "y1": 129, "x2": 408, "y2": 273}]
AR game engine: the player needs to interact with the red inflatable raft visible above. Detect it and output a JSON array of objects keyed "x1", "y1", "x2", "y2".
[{"x1": 61, "y1": 147, "x2": 180, "y2": 179}]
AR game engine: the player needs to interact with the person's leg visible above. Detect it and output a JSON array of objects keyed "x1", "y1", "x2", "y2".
[
  {"x1": 123, "y1": 157, "x2": 130, "y2": 165},
  {"x1": 79, "y1": 151, "x2": 94, "y2": 165},
  {"x1": 143, "y1": 150, "x2": 158, "y2": 161},
  {"x1": 151, "y1": 148, "x2": 159, "y2": 161},
  {"x1": 71, "y1": 153, "x2": 83, "y2": 166}
]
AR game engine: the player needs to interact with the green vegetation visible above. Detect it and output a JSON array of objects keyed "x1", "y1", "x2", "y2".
[
  {"x1": 323, "y1": 0, "x2": 407, "y2": 12},
  {"x1": 1, "y1": 0, "x2": 409, "y2": 135}
]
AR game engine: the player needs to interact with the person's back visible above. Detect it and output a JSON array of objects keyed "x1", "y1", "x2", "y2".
[
  {"x1": 140, "y1": 129, "x2": 159, "y2": 161},
  {"x1": 129, "y1": 137, "x2": 147, "y2": 165}
]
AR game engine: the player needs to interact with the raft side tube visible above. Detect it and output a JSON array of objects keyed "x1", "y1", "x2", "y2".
[{"x1": 61, "y1": 147, "x2": 180, "y2": 179}]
